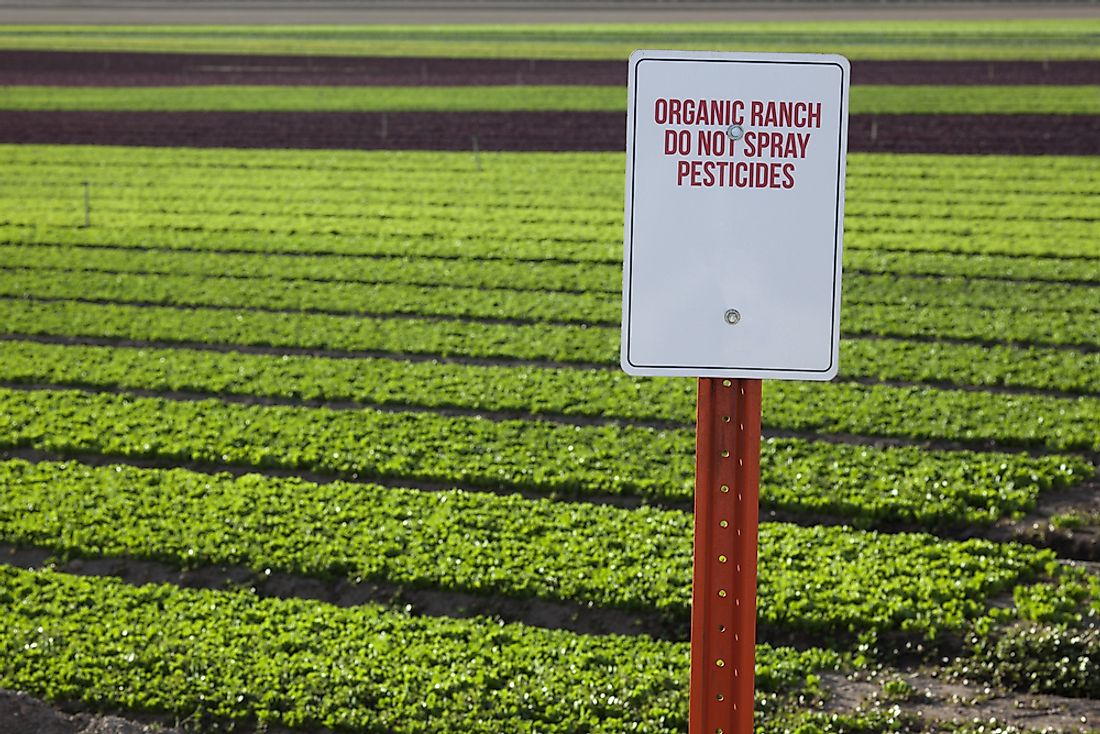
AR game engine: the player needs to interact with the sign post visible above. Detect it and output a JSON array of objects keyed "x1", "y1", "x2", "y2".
[
  {"x1": 690, "y1": 377, "x2": 761, "y2": 734},
  {"x1": 621, "y1": 49, "x2": 849, "y2": 732}
]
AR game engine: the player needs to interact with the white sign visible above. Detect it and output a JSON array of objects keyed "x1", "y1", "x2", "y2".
[{"x1": 621, "y1": 50, "x2": 850, "y2": 380}]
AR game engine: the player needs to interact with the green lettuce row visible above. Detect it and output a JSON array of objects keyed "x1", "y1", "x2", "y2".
[
  {"x1": 5, "y1": 175, "x2": 1098, "y2": 227},
  {"x1": 4, "y1": 240, "x2": 1099, "y2": 290},
  {"x1": 851, "y1": 302, "x2": 1097, "y2": 349},
  {"x1": 6, "y1": 146, "x2": 1096, "y2": 193},
  {"x1": 0, "y1": 564, "x2": 840, "y2": 733},
  {"x1": 846, "y1": 231, "x2": 1099, "y2": 259},
  {"x1": 0, "y1": 20, "x2": 1097, "y2": 59},
  {"x1": 0, "y1": 387, "x2": 1086, "y2": 525},
  {"x1": 9, "y1": 171, "x2": 1096, "y2": 216},
  {"x1": 1, "y1": 340, "x2": 1098, "y2": 451},
  {"x1": 9, "y1": 168, "x2": 1097, "y2": 214},
  {"x1": 846, "y1": 275, "x2": 1098, "y2": 312},
  {"x1": 11, "y1": 256, "x2": 1097, "y2": 348},
  {"x1": 845, "y1": 334, "x2": 1099, "y2": 394},
  {"x1": 3, "y1": 247, "x2": 1097, "y2": 313},
  {"x1": 0, "y1": 458, "x2": 1057, "y2": 637},
  {"x1": 846, "y1": 250, "x2": 1099, "y2": 284},
  {"x1": 2, "y1": 293, "x2": 1097, "y2": 387},
  {"x1": 5, "y1": 206, "x2": 1097, "y2": 272},
  {"x1": 844, "y1": 200, "x2": 1100, "y2": 223},
  {"x1": 0, "y1": 268, "x2": 615, "y2": 326},
  {"x1": 2, "y1": 215, "x2": 1095, "y2": 263},
  {"x1": 2, "y1": 299, "x2": 1097, "y2": 394},
  {"x1": 0, "y1": 298, "x2": 616, "y2": 362},
  {"x1": 6, "y1": 265, "x2": 1096, "y2": 330},
  {"x1": 0, "y1": 242, "x2": 624, "y2": 291},
  {"x1": 3, "y1": 146, "x2": 1098, "y2": 259},
  {"x1": 9, "y1": 168, "x2": 1098, "y2": 224},
  {"x1": 5, "y1": 146, "x2": 1096, "y2": 201},
  {"x1": 6, "y1": 196, "x2": 1097, "y2": 253},
  {"x1": 3, "y1": 84, "x2": 1098, "y2": 114},
  {"x1": 0, "y1": 222, "x2": 623, "y2": 263},
  {"x1": 967, "y1": 623, "x2": 1100, "y2": 699}
]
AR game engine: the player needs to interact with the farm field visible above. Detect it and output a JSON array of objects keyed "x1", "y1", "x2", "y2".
[{"x1": 0, "y1": 20, "x2": 1098, "y2": 734}]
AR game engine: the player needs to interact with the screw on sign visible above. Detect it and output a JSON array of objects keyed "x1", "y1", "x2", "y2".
[{"x1": 621, "y1": 50, "x2": 850, "y2": 732}]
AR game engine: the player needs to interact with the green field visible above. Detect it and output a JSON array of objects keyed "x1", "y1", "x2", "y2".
[
  {"x1": 2, "y1": 21, "x2": 1100, "y2": 59},
  {"x1": 2, "y1": 141, "x2": 1099, "y2": 731},
  {"x1": 1, "y1": 20, "x2": 1099, "y2": 734}
]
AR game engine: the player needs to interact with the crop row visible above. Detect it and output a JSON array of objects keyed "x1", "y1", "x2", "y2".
[
  {"x1": 2, "y1": 299, "x2": 1097, "y2": 394},
  {"x1": 849, "y1": 250, "x2": 1098, "y2": 284},
  {"x1": 11, "y1": 166, "x2": 1098, "y2": 210},
  {"x1": 4, "y1": 84, "x2": 1099, "y2": 114},
  {"x1": 8, "y1": 193, "x2": 1096, "y2": 252},
  {"x1": 968, "y1": 623, "x2": 1100, "y2": 699},
  {"x1": 5, "y1": 147, "x2": 1098, "y2": 260},
  {"x1": 3, "y1": 241, "x2": 1098, "y2": 297},
  {"x1": 4, "y1": 236, "x2": 1098, "y2": 300},
  {"x1": 4, "y1": 278, "x2": 1098, "y2": 362},
  {"x1": 0, "y1": 267, "x2": 616, "y2": 325},
  {"x1": 9, "y1": 563, "x2": 1083, "y2": 732},
  {"x1": 11, "y1": 185, "x2": 1099, "y2": 231},
  {"x1": 2, "y1": 340, "x2": 1098, "y2": 452},
  {"x1": 6, "y1": 147, "x2": 1099, "y2": 216},
  {"x1": 2, "y1": 20, "x2": 1098, "y2": 59},
  {"x1": 0, "y1": 458, "x2": 1062, "y2": 638},
  {"x1": 0, "y1": 563, "x2": 842, "y2": 733},
  {"x1": 0, "y1": 243, "x2": 624, "y2": 292},
  {"x1": 0, "y1": 387, "x2": 1087, "y2": 526},
  {"x1": 13, "y1": 266, "x2": 1100, "y2": 351},
  {"x1": 3, "y1": 214, "x2": 1095, "y2": 264},
  {"x1": 6, "y1": 145, "x2": 1097, "y2": 194},
  {"x1": 5, "y1": 260, "x2": 1096, "y2": 320},
  {"x1": 15, "y1": 247, "x2": 1100, "y2": 352},
  {"x1": 4, "y1": 241, "x2": 1098, "y2": 287},
  {"x1": 11, "y1": 166, "x2": 1098, "y2": 223}
]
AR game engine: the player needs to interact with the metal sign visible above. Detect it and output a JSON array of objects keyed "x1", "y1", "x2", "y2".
[{"x1": 622, "y1": 49, "x2": 850, "y2": 380}]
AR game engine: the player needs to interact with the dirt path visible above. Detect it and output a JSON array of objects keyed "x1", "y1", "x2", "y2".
[
  {"x1": 3, "y1": 51, "x2": 1098, "y2": 86},
  {"x1": 0, "y1": 689, "x2": 184, "y2": 734},
  {"x1": 0, "y1": 1, "x2": 1097, "y2": 24},
  {"x1": 2, "y1": 109, "x2": 1097, "y2": 155}
]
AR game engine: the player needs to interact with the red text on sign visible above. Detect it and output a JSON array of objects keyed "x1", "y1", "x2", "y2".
[{"x1": 676, "y1": 160, "x2": 795, "y2": 189}]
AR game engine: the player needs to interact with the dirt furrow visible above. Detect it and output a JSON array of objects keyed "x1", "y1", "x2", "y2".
[
  {"x1": 2, "y1": 51, "x2": 1097, "y2": 86},
  {"x1": 1, "y1": 110, "x2": 1098, "y2": 155}
]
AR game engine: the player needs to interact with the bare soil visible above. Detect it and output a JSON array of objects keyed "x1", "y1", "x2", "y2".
[
  {"x1": 2, "y1": 109, "x2": 1098, "y2": 154},
  {"x1": 818, "y1": 670, "x2": 1100, "y2": 733},
  {"x1": 2, "y1": 50, "x2": 1098, "y2": 86},
  {"x1": 0, "y1": 689, "x2": 183, "y2": 734}
]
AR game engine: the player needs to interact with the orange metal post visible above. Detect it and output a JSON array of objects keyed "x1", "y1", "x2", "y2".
[{"x1": 689, "y1": 377, "x2": 762, "y2": 734}]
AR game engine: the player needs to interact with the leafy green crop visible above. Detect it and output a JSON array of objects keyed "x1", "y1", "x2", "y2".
[
  {"x1": 3, "y1": 244, "x2": 1098, "y2": 301},
  {"x1": 3, "y1": 145, "x2": 1098, "y2": 261},
  {"x1": 0, "y1": 242, "x2": 622, "y2": 293},
  {"x1": 846, "y1": 249, "x2": 1100, "y2": 285},
  {"x1": 5, "y1": 265, "x2": 1097, "y2": 346},
  {"x1": 0, "y1": 387, "x2": 1087, "y2": 525},
  {"x1": 0, "y1": 563, "x2": 843, "y2": 732},
  {"x1": 1, "y1": 340, "x2": 1098, "y2": 451},
  {"x1": 966, "y1": 624, "x2": 1100, "y2": 698},
  {"x1": 5, "y1": 251, "x2": 1097, "y2": 313},
  {"x1": 3, "y1": 298, "x2": 1099, "y2": 394},
  {"x1": 2, "y1": 84, "x2": 1097, "y2": 114},
  {"x1": 0, "y1": 459, "x2": 1058, "y2": 637}
]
